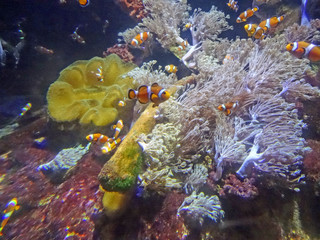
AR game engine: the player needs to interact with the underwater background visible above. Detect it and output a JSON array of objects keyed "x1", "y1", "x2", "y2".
[{"x1": 1, "y1": 0, "x2": 320, "y2": 239}]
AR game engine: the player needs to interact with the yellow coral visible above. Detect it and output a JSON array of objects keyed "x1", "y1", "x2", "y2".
[{"x1": 47, "y1": 54, "x2": 136, "y2": 126}]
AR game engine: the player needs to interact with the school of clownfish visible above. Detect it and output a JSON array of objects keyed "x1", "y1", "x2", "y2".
[
  {"x1": 86, "y1": 119, "x2": 125, "y2": 154},
  {"x1": 220, "y1": 0, "x2": 320, "y2": 116}
]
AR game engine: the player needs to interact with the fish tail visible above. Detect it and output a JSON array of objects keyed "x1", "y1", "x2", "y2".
[{"x1": 128, "y1": 89, "x2": 137, "y2": 99}]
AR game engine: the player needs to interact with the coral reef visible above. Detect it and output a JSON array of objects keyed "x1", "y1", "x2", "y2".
[
  {"x1": 37, "y1": 143, "x2": 90, "y2": 180},
  {"x1": 177, "y1": 191, "x2": 224, "y2": 226},
  {"x1": 140, "y1": 192, "x2": 188, "y2": 240},
  {"x1": 103, "y1": 43, "x2": 135, "y2": 63},
  {"x1": 114, "y1": 0, "x2": 147, "y2": 20},
  {"x1": 0, "y1": 114, "x2": 103, "y2": 239},
  {"x1": 46, "y1": 54, "x2": 136, "y2": 126},
  {"x1": 219, "y1": 174, "x2": 259, "y2": 199},
  {"x1": 284, "y1": 19, "x2": 320, "y2": 43},
  {"x1": 303, "y1": 139, "x2": 320, "y2": 182},
  {"x1": 98, "y1": 76, "x2": 194, "y2": 216}
]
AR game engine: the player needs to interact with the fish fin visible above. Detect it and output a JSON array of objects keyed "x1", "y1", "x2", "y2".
[
  {"x1": 138, "y1": 85, "x2": 148, "y2": 91},
  {"x1": 15, "y1": 205, "x2": 20, "y2": 210},
  {"x1": 296, "y1": 48, "x2": 306, "y2": 55},
  {"x1": 150, "y1": 93, "x2": 158, "y2": 102},
  {"x1": 151, "y1": 83, "x2": 159, "y2": 88},
  {"x1": 128, "y1": 89, "x2": 136, "y2": 99},
  {"x1": 225, "y1": 109, "x2": 231, "y2": 116}
]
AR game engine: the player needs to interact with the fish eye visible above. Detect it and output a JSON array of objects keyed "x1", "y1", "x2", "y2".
[
  {"x1": 290, "y1": 43, "x2": 293, "y2": 46},
  {"x1": 162, "y1": 92, "x2": 167, "y2": 95}
]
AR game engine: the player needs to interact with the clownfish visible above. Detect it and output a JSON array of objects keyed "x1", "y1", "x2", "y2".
[
  {"x1": 217, "y1": 101, "x2": 239, "y2": 116},
  {"x1": 86, "y1": 134, "x2": 111, "y2": 144},
  {"x1": 253, "y1": 16, "x2": 284, "y2": 39},
  {"x1": 185, "y1": 23, "x2": 192, "y2": 29},
  {"x1": 94, "y1": 66, "x2": 104, "y2": 82},
  {"x1": 223, "y1": 54, "x2": 234, "y2": 64},
  {"x1": 131, "y1": 32, "x2": 150, "y2": 46},
  {"x1": 20, "y1": 103, "x2": 32, "y2": 116},
  {"x1": 227, "y1": 0, "x2": 239, "y2": 12},
  {"x1": 118, "y1": 100, "x2": 126, "y2": 107},
  {"x1": 0, "y1": 198, "x2": 20, "y2": 236},
  {"x1": 101, "y1": 137, "x2": 122, "y2": 154},
  {"x1": 236, "y1": 7, "x2": 259, "y2": 23},
  {"x1": 128, "y1": 83, "x2": 170, "y2": 107},
  {"x1": 244, "y1": 24, "x2": 258, "y2": 37},
  {"x1": 178, "y1": 40, "x2": 188, "y2": 51},
  {"x1": 165, "y1": 64, "x2": 178, "y2": 73},
  {"x1": 286, "y1": 41, "x2": 320, "y2": 62},
  {"x1": 79, "y1": 0, "x2": 90, "y2": 7},
  {"x1": 112, "y1": 120, "x2": 124, "y2": 139}
]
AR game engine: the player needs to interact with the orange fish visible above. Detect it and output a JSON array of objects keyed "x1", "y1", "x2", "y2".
[
  {"x1": 79, "y1": 0, "x2": 90, "y2": 7},
  {"x1": 244, "y1": 24, "x2": 258, "y2": 37},
  {"x1": 286, "y1": 41, "x2": 320, "y2": 62},
  {"x1": 34, "y1": 45, "x2": 54, "y2": 55},
  {"x1": 217, "y1": 101, "x2": 239, "y2": 116},
  {"x1": 131, "y1": 32, "x2": 150, "y2": 46},
  {"x1": 0, "y1": 198, "x2": 20, "y2": 236},
  {"x1": 86, "y1": 134, "x2": 111, "y2": 144},
  {"x1": 227, "y1": 0, "x2": 239, "y2": 12},
  {"x1": 112, "y1": 119, "x2": 124, "y2": 139},
  {"x1": 128, "y1": 83, "x2": 170, "y2": 107},
  {"x1": 101, "y1": 137, "x2": 122, "y2": 154},
  {"x1": 178, "y1": 40, "x2": 188, "y2": 51},
  {"x1": 165, "y1": 64, "x2": 178, "y2": 73},
  {"x1": 253, "y1": 16, "x2": 284, "y2": 39},
  {"x1": 223, "y1": 54, "x2": 234, "y2": 64},
  {"x1": 20, "y1": 103, "x2": 31, "y2": 116},
  {"x1": 236, "y1": 7, "x2": 259, "y2": 23}
]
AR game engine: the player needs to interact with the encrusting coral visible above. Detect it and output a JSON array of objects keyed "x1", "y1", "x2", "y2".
[{"x1": 47, "y1": 54, "x2": 136, "y2": 126}]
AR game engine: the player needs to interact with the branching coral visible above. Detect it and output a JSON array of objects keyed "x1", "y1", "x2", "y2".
[
  {"x1": 284, "y1": 19, "x2": 320, "y2": 43},
  {"x1": 183, "y1": 164, "x2": 208, "y2": 194},
  {"x1": 177, "y1": 191, "x2": 224, "y2": 226},
  {"x1": 189, "y1": 6, "x2": 233, "y2": 45},
  {"x1": 122, "y1": 60, "x2": 177, "y2": 88}
]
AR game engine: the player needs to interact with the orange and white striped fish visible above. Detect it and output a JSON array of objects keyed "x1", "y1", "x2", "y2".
[
  {"x1": 227, "y1": 0, "x2": 239, "y2": 12},
  {"x1": 253, "y1": 16, "x2": 284, "y2": 39},
  {"x1": 20, "y1": 103, "x2": 32, "y2": 116},
  {"x1": 118, "y1": 100, "x2": 126, "y2": 107},
  {"x1": 128, "y1": 83, "x2": 170, "y2": 107},
  {"x1": 217, "y1": 101, "x2": 239, "y2": 116},
  {"x1": 286, "y1": 41, "x2": 320, "y2": 62},
  {"x1": 236, "y1": 7, "x2": 259, "y2": 23},
  {"x1": 0, "y1": 198, "x2": 20, "y2": 236},
  {"x1": 101, "y1": 137, "x2": 122, "y2": 154},
  {"x1": 79, "y1": 0, "x2": 90, "y2": 7},
  {"x1": 86, "y1": 133, "x2": 111, "y2": 144},
  {"x1": 131, "y1": 32, "x2": 150, "y2": 46},
  {"x1": 112, "y1": 119, "x2": 124, "y2": 139},
  {"x1": 244, "y1": 24, "x2": 258, "y2": 37},
  {"x1": 165, "y1": 64, "x2": 178, "y2": 73},
  {"x1": 223, "y1": 54, "x2": 234, "y2": 64},
  {"x1": 178, "y1": 40, "x2": 188, "y2": 51}
]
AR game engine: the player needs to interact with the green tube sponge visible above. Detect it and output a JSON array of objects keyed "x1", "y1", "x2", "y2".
[{"x1": 47, "y1": 54, "x2": 136, "y2": 126}]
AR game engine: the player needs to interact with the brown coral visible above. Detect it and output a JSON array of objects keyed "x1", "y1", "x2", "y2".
[
  {"x1": 103, "y1": 44, "x2": 135, "y2": 63},
  {"x1": 114, "y1": 0, "x2": 148, "y2": 20}
]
